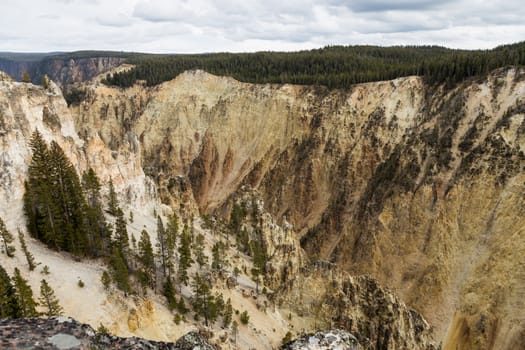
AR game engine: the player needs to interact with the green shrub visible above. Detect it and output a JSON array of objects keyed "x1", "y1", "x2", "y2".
[{"x1": 240, "y1": 310, "x2": 250, "y2": 325}]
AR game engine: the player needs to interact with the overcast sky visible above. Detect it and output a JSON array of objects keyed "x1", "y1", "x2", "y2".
[{"x1": 1, "y1": 0, "x2": 524, "y2": 53}]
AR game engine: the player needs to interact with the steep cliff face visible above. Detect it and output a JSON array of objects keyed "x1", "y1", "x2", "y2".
[
  {"x1": 0, "y1": 55, "x2": 125, "y2": 86},
  {"x1": 0, "y1": 73, "x2": 154, "y2": 228},
  {"x1": 277, "y1": 265, "x2": 437, "y2": 350},
  {"x1": 70, "y1": 68, "x2": 525, "y2": 349},
  {"x1": 0, "y1": 58, "x2": 35, "y2": 81},
  {"x1": 35, "y1": 56, "x2": 126, "y2": 86},
  {"x1": 0, "y1": 73, "x2": 169, "y2": 341}
]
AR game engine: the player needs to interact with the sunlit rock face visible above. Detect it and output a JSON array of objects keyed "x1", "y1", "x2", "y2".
[{"x1": 1, "y1": 65, "x2": 524, "y2": 349}]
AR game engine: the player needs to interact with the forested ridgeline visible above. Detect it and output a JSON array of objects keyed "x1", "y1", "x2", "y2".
[{"x1": 103, "y1": 42, "x2": 525, "y2": 88}]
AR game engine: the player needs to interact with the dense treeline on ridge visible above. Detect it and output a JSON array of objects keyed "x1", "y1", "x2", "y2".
[{"x1": 103, "y1": 42, "x2": 525, "y2": 88}]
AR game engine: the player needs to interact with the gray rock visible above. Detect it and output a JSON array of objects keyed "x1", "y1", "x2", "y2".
[
  {"x1": 0, "y1": 317, "x2": 216, "y2": 350},
  {"x1": 281, "y1": 329, "x2": 359, "y2": 350},
  {"x1": 47, "y1": 334, "x2": 81, "y2": 349}
]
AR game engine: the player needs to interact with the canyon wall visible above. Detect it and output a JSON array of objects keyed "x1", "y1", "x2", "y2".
[
  {"x1": 1, "y1": 66, "x2": 523, "y2": 348},
  {"x1": 70, "y1": 68, "x2": 525, "y2": 349}
]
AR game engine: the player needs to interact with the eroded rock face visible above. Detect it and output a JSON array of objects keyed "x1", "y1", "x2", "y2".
[
  {"x1": 36, "y1": 57, "x2": 126, "y2": 87},
  {"x1": 276, "y1": 264, "x2": 437, "y2": 350},
  {"x1": 0, "y1": 317, "x2": 215, "y2": 350},
  {"x1": 3, "y1": 66, "x2": 524, "y2": 348},
  {"x1": 69, "y1": 68, "x2": 525, "y2": 349},
  {"x1": 0, "y1": 56, "x2": 125, "y2": 86},
  {"x1": 281, "y1": 329, "x2": 359, "y2": 350},
  {"x1": 217, "y1": 189, "x2": 307, "y2": 290},
  {"x1": 0, "y1": 75, "x2": 156, "y2": 230}
]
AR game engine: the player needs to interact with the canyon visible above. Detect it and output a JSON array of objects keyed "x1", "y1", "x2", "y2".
[{"x1": 0, "y1": 65, "x2": 524, "y2": 349}]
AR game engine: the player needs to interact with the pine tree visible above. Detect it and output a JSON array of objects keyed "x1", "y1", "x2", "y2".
[
  {"x1": 163, "y1": 278, "x2": 177, "y2": 310},
  {"x1": 156, "y1": 216, "x2": 168, "y2": 278},
  {"x1": 12, "y1": 268, "x2": 39, "y2": 317},
  {"x1": 18, "y1": 230, "x2": 37, "y2": 271},
  {"x1": 215, "y1": 292, "x2": 225, "y2": 316},
  {"x1": 101, "y1": 271, "x2": 111, "y2": 290},
  {"x1": 223, "y1": 298, "x2": 233, "y2": 327},
  {"x1": 22, "y1": 71, "x2": 31, "y2": 83},
  {"x1": 239, "y1": 310, "x2": 250, "y2": 325},
  {"x1": 131, "y1": 234, "x2": 137, "y2": 254},
  {"x1": 138, "y1": 229, "x2": 155, "y2": 289},
  {"x1": 41, "y1": 75, "x2": 49, "y2": 90},
  {"x1": 193, "y1": 233, "x2": 208, "y2": 268},
  {"x1": 39, "y1": 279, "x2": 63, "y2": 316},
  {"x1": 191, "y1": 273, "x2": 216, "y2": 326},
  {"x1": 48, "y1": 141, "x2": 88, "y2": 255},
  {"x1": 0, "y1": 264, "x2": 21, "y2": 318},
  {"x1": 232, "y1": 320, "x2": 239, "y2": 343},
  {"x1": 82, "y1": 168, "x2": 111, "y2": 256},
  {"x1": 0, "y1": 216, "x2": 15, "y2": 257},
  {"x1": 212, "y1": 242, "x2": 225, "y2": 270},
  {"x1": 106, "y1": 178, "x2": 119, "y2": 216},
  {"x1": 109, "y1": 248, "x2": 130, "y2": 293},
  {"x1": 165, "y1": 214, "x2": 179, "y2": 277},
  {"x1": 24, "y1": 130, "x2": 55, "y2": 246},
  {"x1": 113, "y1": 208, "x2": 129, "y2": 260},
  {"x1": 177, "y1": 225, "x2": 193, "y2": 286},
  {"x1": 176, "y1": 297, "x2": 189, "y2": 314},
  {"x1": 23, "y1": 132, "x2": 92, "y2": 257}
]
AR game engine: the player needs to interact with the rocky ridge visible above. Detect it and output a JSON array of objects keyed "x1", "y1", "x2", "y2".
[
  {"x1": 0, "y1": 317, "x2": 365, "y2": 350},
  {"x1": 276, "y1": 263, "x2": 437, "y2": 350},
  {"x1": 0, "y1": 317, "x2": 214, "y2": 350},
  {"x1": 281, "y1": 329, "x2": 359, "y2": 350}
]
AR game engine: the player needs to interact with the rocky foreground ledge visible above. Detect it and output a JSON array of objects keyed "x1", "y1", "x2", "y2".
[
  {"x1": 0, "y1": 317, "x2": 361, "y2": 349},
  {"x1": 0, "y1": 317, "x2": 214, "y2": 350},
  {"x1": 282, "y1": 330, "x2": 360, "y2": 350}
]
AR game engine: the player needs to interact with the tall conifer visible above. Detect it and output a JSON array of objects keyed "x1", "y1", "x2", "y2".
[
  {"x1": 18, "y1": 230, "x2": 37, "y2": 271},
  {"x1": 106, "y1": 178, "x2": 119, "y2": 216},
  {"x1": 113, "y1": 208, "x2": 129, "y2": 261},
  {"x1": 177, "y1": 225, "x2": 193, "y2": 286},
  {"x1": 156, "y1": 216, "x2": 168, "y2": 278},
  {"x1": 138, "y1": 229, "x2": 155, "y2": 289},
  {"x1": 82, "y1": 168, "x2": 111, "y2": 256},
  {"x1": 165, "y1": 214, "x2": 178, "y2": 277},
  {"x1": 0, "y1": 217, "x2": 15, "y2": 257},
  {"x1": 12, "y1": 268, "x2": 39, "y2": 317},
  {"x1": 39, "y1": 279, "x2": 63, "y2": 316},
  {"x1": 0, "y1": 264, "x2": 21, "y2": 318},
  {"x1": 109, "y1": 248, "x2": 130, "y2": 293}
]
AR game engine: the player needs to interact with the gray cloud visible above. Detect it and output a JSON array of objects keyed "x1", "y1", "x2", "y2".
[
  {"x1": 95, "y1": 13, "x2": 135, "y2": 27},
  {"x1": 339, "y1": 0, "x2": 448, "y2": 12},
  {"x1": 0, "y1": 0, "x2": 524, "y2": 53}
]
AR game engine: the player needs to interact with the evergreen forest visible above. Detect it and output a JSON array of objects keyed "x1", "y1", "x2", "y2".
[{"x1": 103, "y1": 41, "x2": 525, "y2": 88}]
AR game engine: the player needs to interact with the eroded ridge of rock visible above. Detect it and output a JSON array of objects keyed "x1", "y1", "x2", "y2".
[
  {"x1": 0, "y1": 317, "x2": 215, "y2": 350},
  {"x1": 277, "y1": 263, "x2": 438, "y2": 350},
  {"x1": 280, "y1": 329, "x2": 359, "y2": 350}
]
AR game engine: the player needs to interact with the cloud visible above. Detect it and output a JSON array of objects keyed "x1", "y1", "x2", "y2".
[
  {"x1": 96, "y1": 13, "x2": 135, "y2": 27},
  {"x1": 338, "y1": 0, "x2": 448, "y2": 12},
  {"x1": 0, "y1": 0, "x2": 524, "y2": 52}
]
